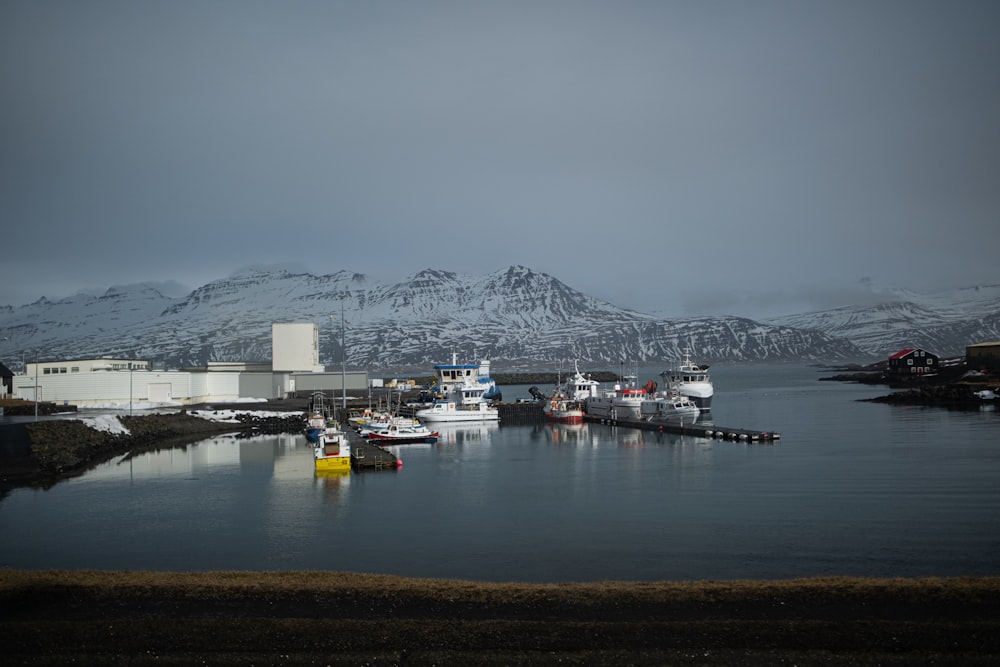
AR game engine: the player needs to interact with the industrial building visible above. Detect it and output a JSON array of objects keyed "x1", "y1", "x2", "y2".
[{"x1": 9, "y1": 323, "x2": 368, "y2": 406}]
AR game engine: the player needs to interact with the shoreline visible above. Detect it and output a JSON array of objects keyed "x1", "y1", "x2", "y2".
[{"x1": 3, "y1": 570, "x2": 999, "y2": 665}]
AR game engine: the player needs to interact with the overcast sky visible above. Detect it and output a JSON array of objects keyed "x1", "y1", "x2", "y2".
[{"x1": 2, "y1": 1, "x2": 998, "y2": 318}]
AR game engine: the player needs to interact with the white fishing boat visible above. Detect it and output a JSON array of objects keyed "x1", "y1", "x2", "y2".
[
  {"x1": 415, "y1": 353, "x2": 502, "y2": 422},
  {"x1": 427, "y1": 353, "x2": 502, "y2": 403},
  {"x1": 660, "y1": 348, "x2": 714, "y2": 411},
  {"x1": 584, "y1": 385, "x2": 648, "y2": 420},
  {"x1": 583, "y1": 365, "x2": 653, "y2": 420}
]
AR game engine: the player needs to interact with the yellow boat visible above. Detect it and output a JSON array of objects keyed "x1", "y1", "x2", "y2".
[{"x1": 314, "y1": 427, "x2": 351, "y2": 473}]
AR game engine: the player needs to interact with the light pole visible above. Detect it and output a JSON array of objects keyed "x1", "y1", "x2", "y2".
[
  {"x1": 328, "y1": 314, "x2": 335, "y2": 405},
  {"x1": 341, "y1": 297, "x2": 347, "y2": 414}
]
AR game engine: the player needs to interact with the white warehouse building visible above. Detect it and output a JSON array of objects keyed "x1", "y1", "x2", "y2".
[{"x1": 11, "y1": 323, "x2": 368, "y2": 407}]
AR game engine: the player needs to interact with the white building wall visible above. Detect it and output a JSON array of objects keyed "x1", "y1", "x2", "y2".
[
  {"x1": 10, "y1": 370, "x2": 244, "y2": 406},
  {"x1": 26, "y1": 359, "x2": 149, "y2": 376},
  {"x1": 272, "y1": 323, "x2": 323, "y2": 373}
]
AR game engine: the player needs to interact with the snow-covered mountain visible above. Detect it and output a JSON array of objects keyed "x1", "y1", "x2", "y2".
[
  {"x1": 2, "y1": 266, "x2": 992, "y2": 372},
  {"x1": 766, "y1": 284, "x2": 1000, "y2": 357}
]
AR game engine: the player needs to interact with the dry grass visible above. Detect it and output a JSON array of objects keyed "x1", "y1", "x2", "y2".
[{"x1": 2, "y1": 570, "x2": 999, "y2": 665}]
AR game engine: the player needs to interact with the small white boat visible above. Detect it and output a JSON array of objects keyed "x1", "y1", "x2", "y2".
[
  {"x1": 364, "y1": 422, "x2": 440, "y2": 444},
  {"x1": 416, "y1": 400, "x2": 500, "y2": 423},
  {"x1": 661, "y1": 348, "x2": 714, "y2": 411},
  {"x1": 355, "y1": 414, "x2": 422, "y2": 435},
  {"x1": 640, "y1": 390, "x2": 701, "y2": 423}
]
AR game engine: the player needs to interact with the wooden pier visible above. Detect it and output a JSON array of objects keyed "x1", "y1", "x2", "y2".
[{"x1": 350, "y1": 438, "x2": 401, "y2": 471}]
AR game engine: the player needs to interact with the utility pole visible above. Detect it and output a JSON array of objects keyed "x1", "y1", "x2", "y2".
[{"x1": 341, "y1": 297, "x2": 347, "y2": 413}]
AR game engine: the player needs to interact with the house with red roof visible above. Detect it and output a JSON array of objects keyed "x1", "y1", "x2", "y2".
[{"x1": 888, "y1": 348, "x2": 939, "y2": 376}]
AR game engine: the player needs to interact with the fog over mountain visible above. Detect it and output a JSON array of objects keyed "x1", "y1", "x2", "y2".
[{"x1": 2, "y1": 266, "x2": 996, "y2": 373}]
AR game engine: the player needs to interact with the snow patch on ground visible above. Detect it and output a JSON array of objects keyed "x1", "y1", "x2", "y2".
[
  {"x1": 190, "y1": 409, "x2": 304, "y2": 423},
  {"x1": 80, "y1": 415, "x2": 130, "y2": 435}
]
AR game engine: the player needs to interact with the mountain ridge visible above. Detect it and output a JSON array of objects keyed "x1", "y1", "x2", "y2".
[{"x1": 1, "y1": 267, "x2": 996, "y2": 372}]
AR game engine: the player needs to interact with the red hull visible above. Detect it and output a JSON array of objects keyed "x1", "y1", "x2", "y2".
[
  {"x1": 546, "y1": 414, "x2": 584, "y2": 424},
  {"x1": 543, "y1": 405, "x2": 585, "y2": 424}
]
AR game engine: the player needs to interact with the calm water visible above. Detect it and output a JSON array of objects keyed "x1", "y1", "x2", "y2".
[{"x1": 2, "y1": 364, "x2": 998, "y2": 582}]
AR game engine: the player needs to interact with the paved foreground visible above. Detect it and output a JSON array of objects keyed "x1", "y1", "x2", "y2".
[{"x1": 2, "y1": 571, "x2": 999, "y2": 665}]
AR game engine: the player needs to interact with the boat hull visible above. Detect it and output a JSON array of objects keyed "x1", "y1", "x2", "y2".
[
  {"x1": 366, "y1": 432, "x2": 440, "y2": 444},
  {"x1": 681, "y1": 390, "x2": 712, "y2": 411},
  {"x1": 545, "y1": 412, "x2": 584, "y2": 424},
  {"x1": 543, "y1": 399, "x2": 584, "y2": 424},
  {"x1": 415, "y1": 402, "x2": 500, "y2": 423},
  {"x1": 315, "y1": 455, "x2": 351, "y2": 472},
  {"x1": 584, "y1": 396, "x2": 643, "y2": 420}
]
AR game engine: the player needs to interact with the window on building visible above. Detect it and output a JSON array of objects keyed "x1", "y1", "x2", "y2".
[
  {"x1": 71, "y1": 367, "x2": 79, "y2": 372},
  {"x1": 43, "y1": 368, "x2": 51, "y2": 374}
]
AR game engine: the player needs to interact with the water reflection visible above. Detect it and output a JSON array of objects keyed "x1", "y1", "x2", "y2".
[{"x1": 434, "y1": 421, "x2": 499, "y2": 447}]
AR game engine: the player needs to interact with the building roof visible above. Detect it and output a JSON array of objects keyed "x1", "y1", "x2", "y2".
[{"x1": 888, "y1": 348, "x2": 938, "y2": 359}]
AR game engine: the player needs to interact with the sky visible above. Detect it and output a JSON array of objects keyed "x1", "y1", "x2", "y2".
[{"x1": 2, "y1": 0, "x2": 999, "y2": 318}]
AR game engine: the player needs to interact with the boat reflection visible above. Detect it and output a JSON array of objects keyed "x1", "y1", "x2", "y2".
[
  {"x1": 314, "y1": 467, "x2": 351, "y2": 500},
  {"x1": 539, "y1": 422, "x2": 592, "y2": 446},
  {"x1": 433, "y1": 421, "x2": 500, "y2": 446}
]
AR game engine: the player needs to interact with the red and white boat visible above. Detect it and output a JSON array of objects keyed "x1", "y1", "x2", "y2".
[
  {"x1": 543, "y1": 393, "x2": 585, "y2": 424},
  {"x1": 543, "y1": 362, "x2": 600, "y2": 423}
]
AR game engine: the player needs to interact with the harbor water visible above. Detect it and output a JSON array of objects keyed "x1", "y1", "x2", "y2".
[{"x1": 1, "y1": 363, "x2": 998, "y2": 582}]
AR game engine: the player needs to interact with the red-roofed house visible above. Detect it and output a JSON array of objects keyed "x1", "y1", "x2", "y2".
[{"x1": 888, "y1": 348, "x2": 938, "y2": 376}]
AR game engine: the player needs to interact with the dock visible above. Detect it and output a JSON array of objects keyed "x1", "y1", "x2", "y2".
[
  {"x1": 350, "y1": 437, "x2": 402, "y2": 471},
  {"x1": 494, "y1": 402, "x2": 779, "y2": 442},
  {"x1": 583, "y1": 414, "x2": 780, "y2": 442}
]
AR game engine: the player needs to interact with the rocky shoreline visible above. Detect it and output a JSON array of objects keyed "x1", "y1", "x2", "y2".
[
  {"x1": 0, "y1": 403, "x2": 307, "y2": 488},
  {"x1": 820, "y1": 364, "x2": 999, "y2": 408}
]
